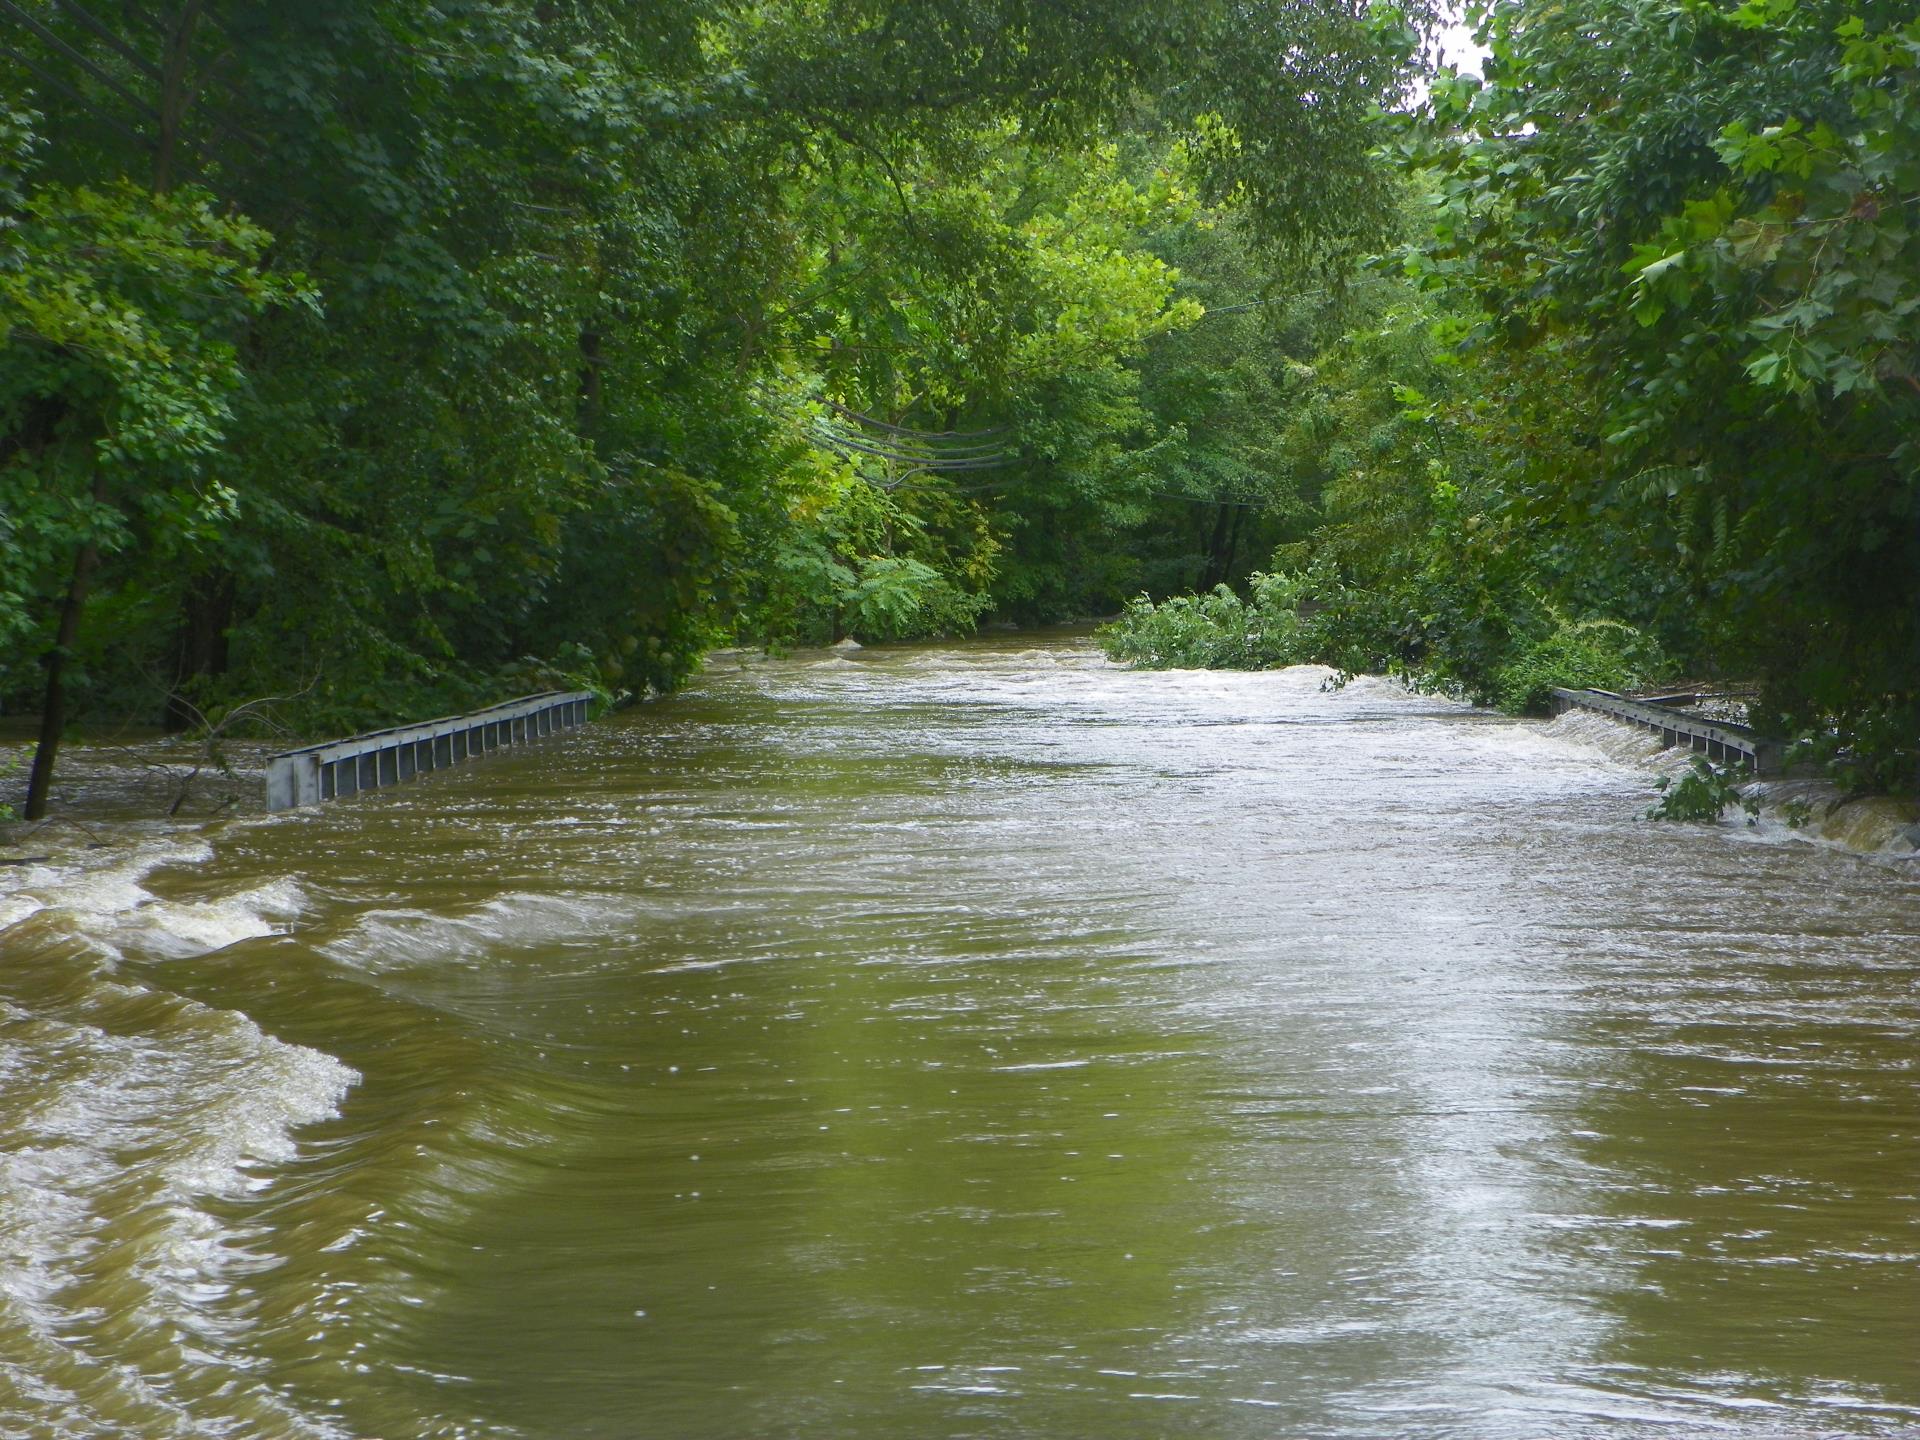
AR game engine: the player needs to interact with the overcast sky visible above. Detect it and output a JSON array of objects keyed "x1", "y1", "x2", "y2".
[{"x1": 1433, "y1": 15, "x2": 1488, "y2": 76}]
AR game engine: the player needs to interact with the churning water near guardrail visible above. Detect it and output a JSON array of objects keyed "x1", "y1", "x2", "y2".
[{"x1": 4, "y1": 635, "x2": 1918, "y2": 1438}]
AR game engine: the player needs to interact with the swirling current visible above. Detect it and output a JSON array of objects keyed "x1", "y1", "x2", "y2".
[{"x1": 3, "y1": 636, "x2": 1917, "y2": 1438}]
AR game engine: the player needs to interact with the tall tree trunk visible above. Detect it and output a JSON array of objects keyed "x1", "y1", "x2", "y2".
[
  {"x1": 24, "y1": 476, "x2": 107, "y2": 821},
  {"x1": 163, "y1": 570, "x2": 235, "y2": 731},
  {"x1": 1199, "y1": 500, "x2": 1235, "y2": 590},
  {"x1": 1220, "y1": 503, "x2": 1246, "y2": 585},
  {"x1": 578, "y1": 324, "x2": 604, "y2": 426},
  {"x1": 152, "y1": 2, "x2": 225, "y2": 733},
  {"x1": 152, "y1": 0, "x2": 204, "y2": 195}
]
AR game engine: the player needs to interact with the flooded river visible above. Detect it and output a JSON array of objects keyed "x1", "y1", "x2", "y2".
[{"x1": 3, "y1": 636, "x2": 1917, "y2": 1438}]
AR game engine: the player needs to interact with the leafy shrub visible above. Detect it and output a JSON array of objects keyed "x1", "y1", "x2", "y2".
[
  {"x1": 1099, "y1": 572, "x2": 1306, "y2": 669},
  {"x1": 1782, "y1": 701, "x2": 1920, "y2": 799},
  {"x1": 1647, "y1": 757, "x2": 1759, "y2": 824},
  {"x1": 1493, "y1": 618, "x2": 1665, "y2": 715},
  {"x1": 842, "y1": 556, "x2": 990, "y2": 643},
  {"x1": 494, "y1": 642, "x2": 627, "y2": 714}
]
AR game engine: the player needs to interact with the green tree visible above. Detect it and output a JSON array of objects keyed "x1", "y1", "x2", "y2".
[
  {"x1": 3, "y1": 0, "x2": 1433, "y2": 815},
  {"x1": 1409, "y1": 0, "x2": 1919, "y2": 786},
  {"x1": 0, "y1": 103, "x2": 308, "y2": 816}
]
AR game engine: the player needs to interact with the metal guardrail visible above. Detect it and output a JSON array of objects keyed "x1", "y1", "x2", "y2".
[
  {"x1": 265, "y1": 690, "x2": 594, "y2": 812},
  {"x1": 1550, "y1": 687, "x2": 1784, "y2": 774}
]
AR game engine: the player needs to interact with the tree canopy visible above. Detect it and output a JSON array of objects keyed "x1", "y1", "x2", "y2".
[
  {"x1": 1108, "y1": 0, "x2": 1919, "y2": 794},
  {"x1": 2, "y1": 0, "x2": 1421, "y2": 806},
  {"x1": 6, "y1": 0, "x2": 1916, "y2": 806}
]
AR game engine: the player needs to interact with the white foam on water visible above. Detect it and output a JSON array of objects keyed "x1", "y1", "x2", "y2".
[
  {"x1": 1537, "y1": 709, "x2": 1671, "y2": 769},
  {"x1": 102, "y1": 875, "x2": 308, "y2": 961},
  {"x1": 319, "y1": 888, "x2": 636, "y2": 972},
  {"x1": 0, "y1": 826, "x2": 312, "y2": 965},
  {"x1": 1534, "y1": 709, "x2": 1920, "y2": 859},
  {"x1": 0, "y1": 950, "x2": 357, "y2": 1437},
  {"x1": 0, "y1": 891, "x2": 44, "y2": 930},
  {"x1": 0, "y1": 831, "x2": 357, "y2": 1437}
]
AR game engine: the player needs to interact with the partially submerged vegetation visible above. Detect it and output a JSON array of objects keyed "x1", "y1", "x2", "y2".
[
  {"x1": 1647, "y1": 757, "x2": 1764, "y2": 824},
  {"x1": 1100, "y1": 569, "x2": 1666, "y2": 718}
]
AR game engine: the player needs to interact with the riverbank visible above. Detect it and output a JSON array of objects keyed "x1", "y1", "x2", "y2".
[{"x1": 1544, "y1": 707, "x2": 1920, "y2": 859}]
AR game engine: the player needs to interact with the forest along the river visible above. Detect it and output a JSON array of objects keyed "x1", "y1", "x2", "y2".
[{"x1": 2, "y1": 635, "x2": 1917, "y2": 1440}]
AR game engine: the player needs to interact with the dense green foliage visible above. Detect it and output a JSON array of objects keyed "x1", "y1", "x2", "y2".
[
  {"x1": 1103, "y1": 273, "x2": 1674, "y2": 710},
  {"x1": 2, "y1": 0, "x2": 1422, "y2": 811},
  {"x1": 1412, "y1": 0, "x2": 1919, "y2": 785},
  {"x1": 1107, "y1": 0, "x2": 1919, "y2": 792},
  {"x1": 5, "y1": 0, "x2": 1916, "y2": 807}
]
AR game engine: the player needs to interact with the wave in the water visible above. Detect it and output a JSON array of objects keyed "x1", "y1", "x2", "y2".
[
  {"x1": 1540, "y1": 708, "x2": 1920, "y2": 857},
  {"x1": 316, "y1": 889, "x2": 641, "y2": 973},
  {"x1": 0, "y1": 830, "x2": 307, "y2": 963},
  {"x1": 1, "y1": 835, "x2": 358, "y2": 1437}
]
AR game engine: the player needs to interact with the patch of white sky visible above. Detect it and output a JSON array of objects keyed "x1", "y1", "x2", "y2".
[
  {"x1": 1433, "y1": 9, "x2": 1488, "y2": 78},
  {"x1": 1401, "y1": 9, "x2": 1487, "y2": 109}
]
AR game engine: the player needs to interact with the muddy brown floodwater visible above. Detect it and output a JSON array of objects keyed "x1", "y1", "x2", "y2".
[{"x1": 3, "y1": 635, "x2": 1918, "y2": 1439}]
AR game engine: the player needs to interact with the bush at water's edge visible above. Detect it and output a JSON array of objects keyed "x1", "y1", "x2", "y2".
[{"x1": 1098, "y1": 570, "x2": 1663, "y2": 716}]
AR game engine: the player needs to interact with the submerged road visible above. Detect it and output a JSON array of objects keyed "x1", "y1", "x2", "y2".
[{"x1": 3, "y1": 636, "x2": 1917, "y2": 1438}]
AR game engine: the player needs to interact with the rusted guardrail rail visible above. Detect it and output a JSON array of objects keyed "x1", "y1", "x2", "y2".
[
  {"x1": 1550, "y1": 687, "x2": 1784, "y2": 774},
  {"x1": 265, "y1": 690, "x2": 593, "y2": 812}
]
